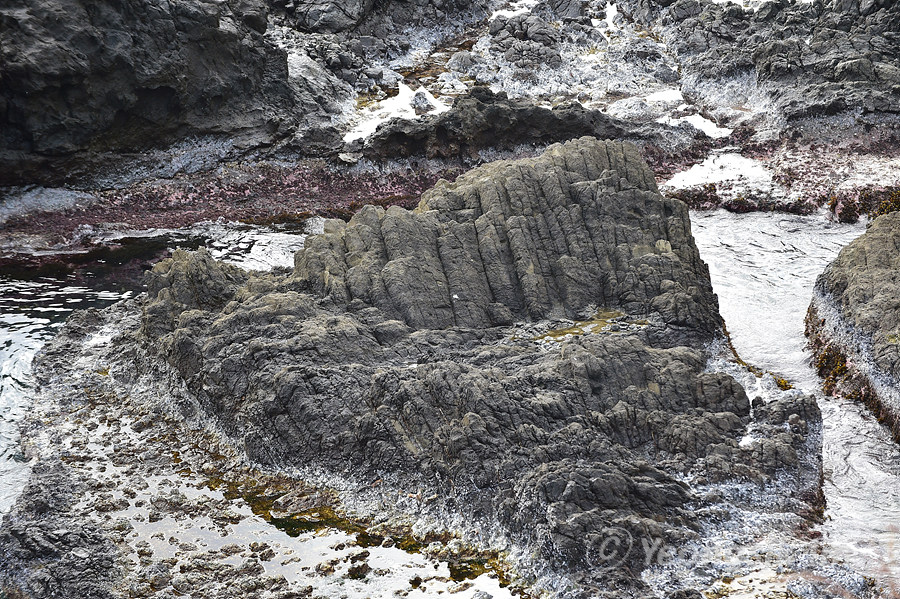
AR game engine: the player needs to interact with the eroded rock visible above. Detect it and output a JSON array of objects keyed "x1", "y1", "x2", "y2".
[
  {"x1": 130, "y1": 138, "x2": 818, "y2": 593},
  {"x1": 807, "y1": 211, "x2": 900, "y2": 440},
  {"x1": 362, "y1": 87, "x2": 691, "y2": 161},
  {"x1": 618, "y1": 0, "x2": 900, "y2": 138}
]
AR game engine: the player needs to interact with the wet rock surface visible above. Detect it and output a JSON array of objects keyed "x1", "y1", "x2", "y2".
[
  {"x1": 0, "y1": 460, "x2": 122, "y2": 599},
  {"x1": 114, "y1": 139, "x2": 820, "y2": 595},
  {"x1": 0, "y1": 304, "x2": 523, "y2": 599},
  {"x1": 807, "y1": 211, "x2": 900, "y2": 440}
]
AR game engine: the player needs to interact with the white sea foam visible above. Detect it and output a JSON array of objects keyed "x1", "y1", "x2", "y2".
[{"x1": 664, "y1": 152, "x2": 773, "y2": 190}]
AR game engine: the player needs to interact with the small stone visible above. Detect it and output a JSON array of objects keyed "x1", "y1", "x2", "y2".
[{"x1": 410, "y1": 90, "x2": 436, "y2": 115}]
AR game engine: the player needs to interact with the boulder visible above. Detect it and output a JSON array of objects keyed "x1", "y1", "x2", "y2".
[{"x1": 291, "y1": 0, "x2": 376, "y2": 32}]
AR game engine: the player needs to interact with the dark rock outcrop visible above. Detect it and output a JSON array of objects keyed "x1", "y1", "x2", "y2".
[
  {"x1": 288, "y1": 0, "x2": 376, "y2": 32},
  {"x1": 807, "y1": 211, "x2": 900, "y2": 440},
  {"x1": 273, "y1": 0, "x2": 488, "y2": 35},
  {"x1": 362, "y1": 87, "x2": 695, "y2": 161},
  {"x1": 0, "y1": 0, "x2": 348, "y2": 186},
  {"x1": 132, "y1": 138, "x2": 819, "y2": 593},
  {"x1": 617, "y1": 0, "x2": 900, "y2": 135}
]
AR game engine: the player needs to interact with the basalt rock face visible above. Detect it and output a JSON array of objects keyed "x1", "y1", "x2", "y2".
[
  {"x1": 0, "y1": 0, "x2": 348, "y2": 186},
  {"x1": 312, "y1": 136, "x2": 719, "y2": 340},
  {"x1": 135, "y1": 138, "x2": 819, "y2": 594},
  {"x1": 362, "y1": 87, "x2": 693, "y2": 161},
  {"x1": 618, "y1": 0, "x2": 900, "y2": 133},
  {"x1": 808, "y1": 212, "x2": 900, "y2": 438}
]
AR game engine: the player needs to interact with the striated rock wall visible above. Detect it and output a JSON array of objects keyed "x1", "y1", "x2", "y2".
[
  {"x1": 132, "y1": 138, "x2": 819, "y2": 593},
  {"x1": 807, "y1": 211, "x2": 900, "y2": 440},
  {"x1": 307, "y1": 137, "x2": 720, "y2": 339}
]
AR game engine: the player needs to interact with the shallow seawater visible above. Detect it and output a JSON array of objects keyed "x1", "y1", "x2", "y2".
[
  {"x1": 0, "y1": 274, "x2": 134, "y2": 513},
  {"x1": 691, "y1": 209, "x2": 900, "y2": 590},
  {"x1": 0, "y1": 219, "x2": 317, "y2": 514}
]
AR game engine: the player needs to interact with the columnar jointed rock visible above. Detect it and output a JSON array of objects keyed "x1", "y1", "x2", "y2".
[
  {"x1": 807, "y1": 211, "x2": 900, "y2": 440},
  {"x1": 310, "y1": 137, "x2": 720, "y2": 339},
  {"x1": 132, "y1": 138, "x2": 818, "y2": 594}
]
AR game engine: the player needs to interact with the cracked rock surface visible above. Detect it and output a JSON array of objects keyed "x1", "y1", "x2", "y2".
[{"x1": 120, "y1": 138, "x2": 820, "y2": 595}]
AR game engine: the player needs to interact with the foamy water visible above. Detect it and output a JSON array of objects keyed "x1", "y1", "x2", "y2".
[
  {"x1": 0, "y1": 276, "x2": 133, "y2": 513},
  {"x1": 691, "y1": 210, "x2": 900, "y2": 589}
]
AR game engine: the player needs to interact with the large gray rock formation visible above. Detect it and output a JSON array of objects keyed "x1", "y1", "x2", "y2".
[
  {"x1": 807, "y1": 211, "x2": 900, "y2": 440},
  {"x1": 314, "y1": 135, "x2": 719, "y2": 339},
  {"x1": 131, "y1": 138, "x2": 819, "y2": 594},
  {"x1": 289, "y1": 0, "x2": 376, "y2": 32}
]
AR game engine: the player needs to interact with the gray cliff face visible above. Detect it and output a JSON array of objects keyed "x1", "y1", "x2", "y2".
[
  {"x1": 130, "y1": 139, "x2": 819, "y2": 593},
  {"x1": 0, "y1": 0, "x2": 317, "y2": 185},
  {"x1": 0, "y1": 0, "x2": 494, "y2": 186}
]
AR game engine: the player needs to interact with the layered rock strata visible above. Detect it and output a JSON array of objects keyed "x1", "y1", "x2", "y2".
[{"x1": 807, "y1": 211, "x2": 900, "y2": 441}]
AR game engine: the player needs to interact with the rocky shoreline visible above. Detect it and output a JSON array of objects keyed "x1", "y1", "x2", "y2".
[
  {"x1": 4, "y1": 0, "x2": 900, "y2": 597},
  {"x1": 0, "y1": 138, "x2": 828, "y2": 598},
  {"x1": 806, "y1": 212, "x2": 900, "y2": 443},
  {"x1": 0, "y1": 302, "x2": 533, "y2": 599}
]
